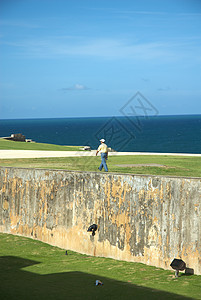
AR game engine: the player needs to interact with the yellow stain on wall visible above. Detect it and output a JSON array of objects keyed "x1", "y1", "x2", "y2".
[{"x1": 3, "y1": 200, "x2": 9, "y2": 210}]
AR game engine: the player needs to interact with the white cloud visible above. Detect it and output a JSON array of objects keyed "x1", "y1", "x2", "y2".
[
  {"x1": 115, "y1": 10, "x2": 166, "y2": 15},
  {"x1": 1, "y1": 35, "x2": 201, "y2": 63},
  {"x1": 61, "y1": 84, "x2": 90, "y2": 91}
]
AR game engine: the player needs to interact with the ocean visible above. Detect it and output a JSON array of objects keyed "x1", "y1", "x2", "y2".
[{"x1": 0, "y1": 115, "x2": 201, "y2": 154}]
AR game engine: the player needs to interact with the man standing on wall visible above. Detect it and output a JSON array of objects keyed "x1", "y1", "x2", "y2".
[{"x1": 96, "y1": 139, "x2": 108, "y2": 172}]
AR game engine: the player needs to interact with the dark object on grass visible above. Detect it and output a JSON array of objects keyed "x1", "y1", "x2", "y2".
[
  {"x1": 170, "y1": 259, "x2": 186, "y2": 277},
  {"x1": 185, "y1": 268, "x2": 194, "y2": 275},
  {"x1": 65, "y1": 250, "x2": 68, "y2": 255},
  {"x1": 87, "y1": 224, "x2": 97, "y2": 236},
  {"x1": 95, "y1": 280, "x2": 103, "y2": 286}
]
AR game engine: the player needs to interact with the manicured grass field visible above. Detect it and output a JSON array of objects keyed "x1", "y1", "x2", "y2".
[
  {"x1": 0, "y1": 155, "x2": 201, "y2": 178},
  {"x1": 0, "y1": 233, "x2": 200, "y2": 299},
  {"x1": 0, "y1": 139, "x2": 201, "y2": 177},
  {"x1": 0, "y1": 138, "x2": 81, "y2": 151}
]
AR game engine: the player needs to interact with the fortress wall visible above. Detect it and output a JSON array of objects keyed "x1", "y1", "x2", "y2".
[{"x1": 0, "y1": 167, "x2": 200, "y2": 274}]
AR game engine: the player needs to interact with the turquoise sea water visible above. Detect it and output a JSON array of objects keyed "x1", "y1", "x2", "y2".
[{"x1": 0, "y1": 115, "x2": 201, "y2": 153}]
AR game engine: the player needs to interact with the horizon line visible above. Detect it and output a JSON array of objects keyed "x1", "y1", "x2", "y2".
[{"x1": 0, "y1": 113, "x2": 201, "y2": 121}]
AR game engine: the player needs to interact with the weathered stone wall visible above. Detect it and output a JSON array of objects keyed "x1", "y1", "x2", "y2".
[{"x1": 0, "y1": 167, "x2": 200, "y2": 274}]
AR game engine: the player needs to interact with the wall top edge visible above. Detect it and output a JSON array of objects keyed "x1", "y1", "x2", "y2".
[{"x1": 0, "y1": 166, "x2": 201, "y2": 181}]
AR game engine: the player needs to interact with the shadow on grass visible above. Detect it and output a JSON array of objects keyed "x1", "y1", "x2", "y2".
[{"x1": 0, "y1": 256, "x2": 193, "y2": 300}]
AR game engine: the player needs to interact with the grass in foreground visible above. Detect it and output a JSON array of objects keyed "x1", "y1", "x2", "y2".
[
  {"x1": 0, "y1": 155, "x2": 201, "y2": 177},
  {"x1": 0, "y1": 233, "x2": 200, "y2": 299},
  {"x1": 0, "y1": 138, "x2": 81, "y2": 151}
]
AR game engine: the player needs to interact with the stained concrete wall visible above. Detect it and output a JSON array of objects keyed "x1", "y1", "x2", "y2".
[{"x1": 0, "y1": 167, "x2": 200, "y2": 274}]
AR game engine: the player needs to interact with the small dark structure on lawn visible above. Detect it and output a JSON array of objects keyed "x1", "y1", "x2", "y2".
[
  {"x1": 170, "y1": 259, "x2": 186, "y2": 277},
  {"x1": 1, "y1": 133, "x2": 25, "y2": 142},
  {"x1": 1, "y1": 133, "x2": 35, "y2": 143}
]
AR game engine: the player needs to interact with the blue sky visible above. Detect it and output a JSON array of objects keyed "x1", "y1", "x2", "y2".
[{"x1": 0, "y1": 0, "x2": 201, "y2": 119}]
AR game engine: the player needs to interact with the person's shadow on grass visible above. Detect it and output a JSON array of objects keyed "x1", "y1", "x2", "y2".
[{"x1": 0, "y1": 256, "x2": 192, "y2": 300}]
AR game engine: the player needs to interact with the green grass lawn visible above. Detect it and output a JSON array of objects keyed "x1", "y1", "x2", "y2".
[
  {"x1": 0, "y1": 139, "x2": 201, "y2": 177},
  {"x1": 0, "y1": 233, "x2": 200, "y2": 300},
  {"x1": 0, "y1": 138, "x2": 81, "y2": 151},
  {"x1": 0, "y1": 155, "x2": 201, "y2": 177}
]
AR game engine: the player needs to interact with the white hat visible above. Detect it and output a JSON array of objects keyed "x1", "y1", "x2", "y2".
[{"x1": 100, "y1": 139, "x2": 105, "y2": 142}]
